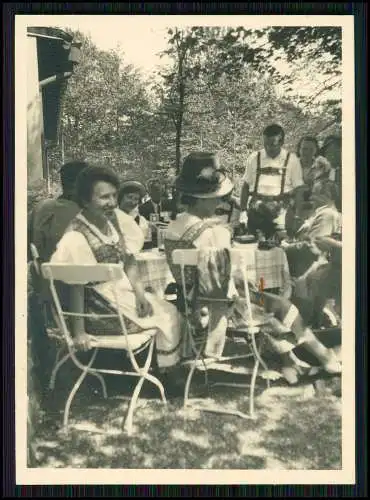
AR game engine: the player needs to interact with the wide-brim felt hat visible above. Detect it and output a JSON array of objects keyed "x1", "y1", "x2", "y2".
[
  {"x1": 175, "y1": 152, "x2": 234, "y2": 199},
  {"x1": 119, "y1": 180, "x2": 147, "y2": 198}
]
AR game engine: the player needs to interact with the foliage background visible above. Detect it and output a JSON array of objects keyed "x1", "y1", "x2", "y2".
[{"x1": 33, "y1": 25, "x2": 341, "y2": 203}]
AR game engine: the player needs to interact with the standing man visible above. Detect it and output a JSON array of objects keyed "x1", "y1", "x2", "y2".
[{"x1": 239, "y1": 124, "x2": 304, "y2": 233}]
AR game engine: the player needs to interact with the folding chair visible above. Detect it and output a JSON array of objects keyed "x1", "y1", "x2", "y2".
[
  {"x1": 41, "y1": 262, "x2": 167, "y2": 436},
  {"x1": 29, "y1": 244, "x2": 68, "y2": 379},
  {"x1": 172, "y1": 248, "x2": 275, "y2": 420}
]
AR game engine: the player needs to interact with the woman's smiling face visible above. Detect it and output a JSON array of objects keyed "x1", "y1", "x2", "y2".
[{"x1": 86, "y1": 181, "x2": 118, "y2": 218}]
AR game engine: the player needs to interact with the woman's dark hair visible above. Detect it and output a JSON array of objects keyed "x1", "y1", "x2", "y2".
[
  {"x1": 60, "y1": 160, "x2": 89, "y2": 193},
  {"x1": 263, "y1": 123, "x2": 285, "y2": 142},
  {"x1": 296, "y1": 136, "x2": 319, "y2": 158},
  {"x1": 75, "y1": 165, "x2": 120, "y2": 206}
]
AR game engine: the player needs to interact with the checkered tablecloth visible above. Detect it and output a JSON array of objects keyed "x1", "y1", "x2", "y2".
[
  {"x1": 231, "y1": 242, "x2": 289, "y2": 291},
  {"x1": 136, "y1": 244, "x2": 289, "y2": 298},
  {"x1": 136, "y1": 249, "x2": 175, "y2": 298}
]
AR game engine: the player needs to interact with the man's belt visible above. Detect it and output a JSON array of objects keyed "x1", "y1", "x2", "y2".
[{"x1": 250, "y1": 192, "x2": 291, "y2": 204}]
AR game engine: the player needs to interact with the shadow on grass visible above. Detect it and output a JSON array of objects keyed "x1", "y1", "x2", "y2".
[
  {"x1": 260, "y1": 396, "x2": 342, "y2": 470},
  {"x1": 32, "y1": 355, "x2": 341, "y2": 470}
]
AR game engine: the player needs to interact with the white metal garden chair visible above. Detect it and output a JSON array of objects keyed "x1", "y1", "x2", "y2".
[
  {"x1": 40, "y1": 262, "x2": 167, "y2": 436},
  {"x1": 171, "y1": 248, "x2": 277, "y2": 420}
]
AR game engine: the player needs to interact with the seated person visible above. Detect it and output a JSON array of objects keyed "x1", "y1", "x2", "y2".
[
  {"x1": 28, "y1": 160, "x2": 88, "y2": 263},
  {"x1": 293, "y1": 233, "x2": 342, "y2": 329},
  {"x1": 164, "y1": 153, "x2": 234, "y2": 360},
  {"x1": 28, "y1": 160, "x2": 89, "y2": 392},
  {"x1": 164, "y1": 152, "x2": 340, "y2": 384},
  {"x1": 294, "y1": 180, "x2": 341, "y2": 239},
  {"x1": 139, "y1": 179, "x2": 174, "y2": 222},
  {"x1": 50, "y1": 165, "x2": 184, "y2": 385},
  {"x1": 282, "y1": 179, "x2": 342, "y2": 279},
  {"x1": 118, "y1": 180, "x2": 151, "y2": 242}
]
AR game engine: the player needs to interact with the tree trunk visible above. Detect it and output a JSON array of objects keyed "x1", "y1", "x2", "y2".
[
  {"x1": 175, "y1": 47, "x2": 186, "y2": 174},
  {"x1": 175, "y1": 114, "x2": 183, "y2": 174},
  {"x1": 175, "y1": 101, "x2": 185, "y2": 174}
]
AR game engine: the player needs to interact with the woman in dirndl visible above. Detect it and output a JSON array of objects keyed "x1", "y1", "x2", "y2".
[{"x1": 50, "y1": 165, "x2": 184, "y2": 381}]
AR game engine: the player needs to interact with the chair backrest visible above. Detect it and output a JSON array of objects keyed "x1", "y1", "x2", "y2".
[
  {"x1": 172, "y1": 248, "x2": 249, "y2": 269},
  {"x1": 41, "y1": 263, "x2": 128, "y2": 347},
  {"x1": 41, "y1": 263, "x2": 124, "y2": 285},
  {"x1": 40, "y1": 262, "x2": 149, "y2": 370},
  {"x1": 171, "y1": 248, "x2": 255, "y2": 323}
]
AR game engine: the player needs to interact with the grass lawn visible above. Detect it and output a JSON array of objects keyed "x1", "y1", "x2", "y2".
[{"x1": 31, "y1": 361, "x2": 342, "y2": 470}]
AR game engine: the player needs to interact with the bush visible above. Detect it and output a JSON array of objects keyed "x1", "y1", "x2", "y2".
[{"x1": 28, "y1": 179, "x2": 60, "y2": 214}]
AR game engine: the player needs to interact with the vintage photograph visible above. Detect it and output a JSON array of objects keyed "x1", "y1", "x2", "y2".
[{"x1": 16, "y1": 14, "x2": 355, "y2": 483}]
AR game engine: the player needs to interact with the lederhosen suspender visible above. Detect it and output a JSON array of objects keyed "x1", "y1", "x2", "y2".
[
  {"x1": 253, "y1": 151, "x2": 291, "y2": 200},
  {"x1": 253, "y1": 151, "x2": 262, "y2": 195},
  {"x1": 280, "y1": 153, "x2": 289, "y2": 196}
]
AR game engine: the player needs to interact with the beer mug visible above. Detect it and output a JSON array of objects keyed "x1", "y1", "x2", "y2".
[
  {"x1": 161, "y1": 211, "x2": 170, "y2": 223},
  {"x1": 157, "y1": 227, "x2": 166, "y2": 251}
]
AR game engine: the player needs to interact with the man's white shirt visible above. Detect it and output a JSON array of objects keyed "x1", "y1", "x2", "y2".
[{"x1": 242, "y1": 148, "x2": 304, "y2": 197}]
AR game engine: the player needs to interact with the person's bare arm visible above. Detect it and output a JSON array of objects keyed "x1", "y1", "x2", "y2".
[
  {"x1": 314, "y1": 235, "x2": 342, "y2": 252},
  {"x1": 124, "y1": 253, "x2": 153, "y2": 317}
]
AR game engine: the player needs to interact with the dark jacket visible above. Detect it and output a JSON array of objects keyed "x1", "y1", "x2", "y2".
[{"x1": 139, "y1": 198, "x2": 175, "y2": 221}]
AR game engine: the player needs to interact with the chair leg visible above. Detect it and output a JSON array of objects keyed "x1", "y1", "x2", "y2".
[
  {"x1": 124, "y1": 339, "x2": 157, "y2": 435},
  {"x1": 183, "y1": 335, "x2": 207, "y2": 407},
  {"x1": 251, "y1": 333, "x2": 270, "y2": 388},
  {"x1": 144, "y1": 373, "x2": 167, "y2": 404},
  {"x1": 249, "y1": 357, "x2": 260, "y2": 419},
  {"x1": 251, "y1": 333, "x2": 268, "y2": 372},
  {"x1": 55, "y1": 345, "x2": 64, "y2": 364},
  {"x1": 88, "y1": 372, "x2": 108, "y2": 399},
  {"x1": 255, "y1": 335, "x2": 270, "y2": 389},
  {"x1": 184, "y1": 361, "x2": 197, "y2": 408},
  {"x1": 49, "y1": 352, "x2": 71, "y2": 390},
  {"x1": 200, "y1": 356, "x2": 210, "y2": 395},
  {"x1": 249, "y1": 333, "x2": 268, "y2": 417},
  {"x1": 124, "y1": 376, "x2": 146, "y2": 436},
  {"x1": 63, "y1": 350, "x2": 98, "y2": 431}
]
